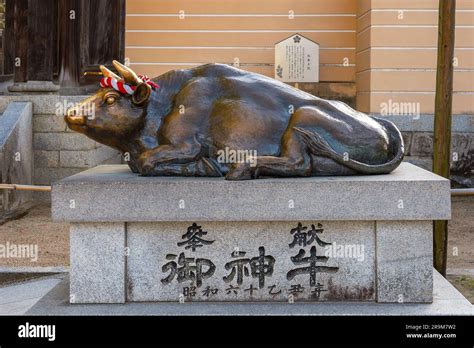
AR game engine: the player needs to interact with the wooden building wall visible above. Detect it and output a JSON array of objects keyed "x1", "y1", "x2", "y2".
[
  {"x1": 356, "y1": 0, "x2": 474, "y2": 114},
  {"x1": 124, "y1": 0, "x2": 474, "y2": 114},
  {"x1": 125, "y1": 0, "x2": 357, "y2": 82}
]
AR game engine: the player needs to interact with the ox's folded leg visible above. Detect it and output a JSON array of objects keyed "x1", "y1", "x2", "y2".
[
  {"x1": 225, "y1": 141, "x2": 311, "y2": 180},
  {"x1": 140, "y1": 158, "x2": 223, "y2": 177},
  {"x1": 137, "y1": 141, "x2": 202, "y2": 174},
  {"x1": 231, "y1": 118, "x2": 312, "y2": 180},
  {"x1": 246, "y1": 105, "x2": 346, "y2": 179},
  {"x1": 251, "y1": 154, "x2": 312, "y2": 178},
  {"x1": 226, "y1": 162, "x2": 253, "y2": 180}
]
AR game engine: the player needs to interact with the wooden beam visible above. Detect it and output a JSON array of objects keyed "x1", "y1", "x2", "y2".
[{"x1": 433, "y1": 0, "x2": 456, "y2": 276}]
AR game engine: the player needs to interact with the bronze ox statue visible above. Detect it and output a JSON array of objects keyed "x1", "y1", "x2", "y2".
[{"x1": 65, "y1": 60, "x2": 404, "y2": 180}]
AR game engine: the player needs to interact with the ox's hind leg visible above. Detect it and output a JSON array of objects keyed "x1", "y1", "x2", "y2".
[
  {"x1": 226, "y1": 107, "x2": 316, "y2": 180},
  {"x1": 227, "y1": 105, "x2": 354, "y2": 180}
]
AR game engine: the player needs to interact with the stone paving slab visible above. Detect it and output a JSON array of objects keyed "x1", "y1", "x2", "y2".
[
  {"x1": 0, "y1": 274, "x2": 64, "y2": 315},
  {"x1": 25, "y1": 270, "x2": 473, "y2": 316}
]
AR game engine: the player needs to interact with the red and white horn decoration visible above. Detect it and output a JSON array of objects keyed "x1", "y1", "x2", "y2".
[
  {"x1": 138, "y1": 75, "x2": 159, "y2": 89},
  {"x1": 99, "y1": 74, "x2": 159, "y2": 95}
]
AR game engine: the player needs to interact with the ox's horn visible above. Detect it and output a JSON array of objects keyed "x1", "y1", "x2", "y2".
[
  {"x1": 100, "y1": 65, "x2": 122, "y2": 81},
  {"x1": 112, "y1": 60, "x2": 142, "y2": 85}
]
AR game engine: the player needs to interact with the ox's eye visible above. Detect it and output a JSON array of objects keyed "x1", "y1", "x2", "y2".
[
  {"x1": 104, "y1": 93, "x2": 119, "y2": 105},
  {"x1": 106, "y1": 96, "x2": 117, "y2": 105}
]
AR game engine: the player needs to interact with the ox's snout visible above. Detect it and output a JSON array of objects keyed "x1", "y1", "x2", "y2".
[
  {"x1": 65, "y1": 107, "x2": 86, "y2": 126},
  {"x1": 64, "y1": 95, "x2": 97, "y2": 128}
]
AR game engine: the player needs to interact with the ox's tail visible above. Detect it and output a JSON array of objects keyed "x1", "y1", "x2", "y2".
[{"x1": 294, "y1": 117, "x2": 404, "y2": 175}]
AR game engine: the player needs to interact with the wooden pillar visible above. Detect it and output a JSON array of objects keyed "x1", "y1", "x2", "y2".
[
  {"x1": 58, "y1": 0, "x2": 81, "y2": 87},
  {"x1": 3, "y1": 0, "x2": 15, "y2": 75},
  {"x1": 433, "y1": 0, "x2": 456, "y2": 276},
  {"x1": 13, "y1": 0, "x2": 27, "y2": 82},
  {"x1": 27, "y1": 0, "x2": 55, "y2": 81}
]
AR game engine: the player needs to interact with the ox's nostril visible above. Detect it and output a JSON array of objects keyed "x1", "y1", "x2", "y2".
[{"x1": 67, "y1": 108, "x2": 77, "y2": 117}]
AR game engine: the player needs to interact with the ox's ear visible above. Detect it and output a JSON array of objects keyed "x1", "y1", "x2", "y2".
[{"x1": 132, "y1": 83, "x2": 151, "y2": 106}]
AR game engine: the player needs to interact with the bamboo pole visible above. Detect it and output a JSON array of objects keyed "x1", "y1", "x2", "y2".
[
  {"x1": 0, "y1": 184, "x2": 51, "y2": 192},
  {"x1": 433, "y1": 0, "x2": 456, "y2": 276},
  {"x1": 451, "y1": 188, "x2": 474, "y2": 196}
]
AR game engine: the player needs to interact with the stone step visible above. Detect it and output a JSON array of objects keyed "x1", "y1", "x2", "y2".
[{"x1": 26, "y1": 271, "x2": 474, "y2": 315}]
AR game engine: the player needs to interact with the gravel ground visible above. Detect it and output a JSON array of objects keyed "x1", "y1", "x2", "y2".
[
  {"x1": 0, "y1": 204, "x2": 69, "y2": 267},
  {"x1": 0, "y1": 197, "x2": 472, "y2": 302},
  {"x1": 447, "y1": 196, "x2": 474, "y2": 270}
]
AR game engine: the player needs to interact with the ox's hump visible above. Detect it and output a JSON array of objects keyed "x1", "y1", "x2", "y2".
[{"x1": 191, "y1": 63, "x2": 249, "y2": 78}]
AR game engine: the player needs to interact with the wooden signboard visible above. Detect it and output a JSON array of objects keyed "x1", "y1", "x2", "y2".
[{"x1": 275, "y1": 34, "x2": 319, "y2": 83}]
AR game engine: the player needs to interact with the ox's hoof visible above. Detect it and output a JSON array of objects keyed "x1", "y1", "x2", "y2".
[
  {"x1": 137, "y1": 153, "x2": 158, "y2": 175},
  {"x1": 139, "y1": 165, "x2": 155, "y2": 176},
  {"x1": 225, "y1": 162, "x2": 252, "y2": 180}
]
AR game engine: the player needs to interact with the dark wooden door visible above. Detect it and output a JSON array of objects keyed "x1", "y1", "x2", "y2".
[
  {"x1": 81, "y1": 0, "x2": 125, "y2": 72},
  {"x1": 59, "y1": 0, "x2": 125, "y2": 86},
  {"x1": 4, "y1": 0, "x2": 125, "y2": 86}
]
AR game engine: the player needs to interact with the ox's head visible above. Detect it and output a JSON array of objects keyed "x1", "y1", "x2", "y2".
[{"x1": 65, "y1": 60, "x2": 156, "y2": 150}]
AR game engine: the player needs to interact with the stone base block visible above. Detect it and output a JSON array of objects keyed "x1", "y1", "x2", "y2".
[
  {"x1": 376, "y1": 221, "x2": 433, "y2": 303},
  {"x1": 70, "y1": 223, "x2": 125, "y2": 303},
  {"x1": 127, "y1": 221, "x2": 375, "y2": 302},
  {"x1": 69, "y1": 220, "x2": 432, "y2": 303}
]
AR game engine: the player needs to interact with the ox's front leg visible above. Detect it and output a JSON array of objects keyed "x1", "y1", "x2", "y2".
[
  {"x1": 141, "y1": 158, "x2": 223, "y2": 177},
  {"x1": 137, "y1": 141, "x2": 201, "y2": 174},
  {"x1": 136, "y1": 138, "x2": 222, "y2": 176}
]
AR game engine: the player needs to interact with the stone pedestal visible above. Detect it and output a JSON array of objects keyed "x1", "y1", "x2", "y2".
[
  {"x1": 0, "y1": 102, "x2": 34, "y2": 222},
  {"x1": 51, "y1": 163, "x2": 450, "y2": 304}
]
